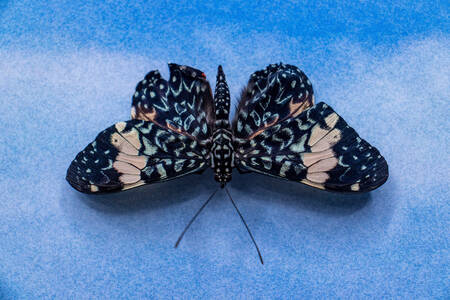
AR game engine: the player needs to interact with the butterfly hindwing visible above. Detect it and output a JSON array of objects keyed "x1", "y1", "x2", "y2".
[
  {"x1": 66, "y1": 119, "x2": 209, "y2": 193},
  {"x1": 232, "y1": 63, "x2": 314, "y2": 141},
  {"x1": 234, "y1": 101, "x2": 388, "y2": 192},
  {"x1": 131, "y1": 63, "x2": 215, "y2": 144}
]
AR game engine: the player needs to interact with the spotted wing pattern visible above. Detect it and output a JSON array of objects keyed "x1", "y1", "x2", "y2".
[
  {"x1": 67, "y1": 64, "x2": 215, "y2": 194},
  {"x1": 67, "y1": 62, "x2": 388, "y2": 194},
  {"x1": 131, "y1": 63, "x2": 215, "y2": 145},
  {"x1": 233, "y1": 64, "x2": 388, "y2": 192},
  {"x1": 232, "y1": 63, "x2": 314, "y2": 140},
  {"x1": 66, "y1": 119, "x2": 210, "y2": 193}
]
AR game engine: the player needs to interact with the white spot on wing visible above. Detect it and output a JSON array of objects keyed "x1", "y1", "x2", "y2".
[{"x1": 351, "y1": 183, "x2": 360, "y2": 191}]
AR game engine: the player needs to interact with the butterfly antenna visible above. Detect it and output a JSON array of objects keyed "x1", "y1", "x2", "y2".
[
  {"x1": 225, "y1": 187, "x2": 264, "y2": 265},
  {"x1": 175, "y1": 187, "x2": 219, "y2": 248}
]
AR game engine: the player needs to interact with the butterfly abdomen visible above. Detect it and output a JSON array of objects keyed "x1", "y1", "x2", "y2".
[{"x1": 213, "y1": 65, "x2": 231, "y2": 128}]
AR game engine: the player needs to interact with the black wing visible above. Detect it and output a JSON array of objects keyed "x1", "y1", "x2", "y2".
[
  {"x1": 67, "y1": 64, "x2": 214, "y2": 193},
  {"x1": 232, "y1": 63, "x2": 388, "y2": 192},
  {"x1": 131, "y1": 63, "x2": 215, "y2": 142},
  {"x1": 232, "y1": 63, "x2": 314, "y2": 140}
]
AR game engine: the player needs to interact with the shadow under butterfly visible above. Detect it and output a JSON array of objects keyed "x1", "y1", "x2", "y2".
[{"x1": 66, "y1": 63, "x2": 389, "y2": 264}]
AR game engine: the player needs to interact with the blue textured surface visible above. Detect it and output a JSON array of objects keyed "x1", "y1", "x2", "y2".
[{"x1": 0, "y1": 1, "x2": 449, "y2": 298}]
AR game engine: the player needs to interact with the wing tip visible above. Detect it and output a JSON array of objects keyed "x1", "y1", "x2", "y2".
[
  {"x1": 65, "y1": 169, "x2": 123, "y2": 195},
  {"x1": 66, "y1": 149, "x2": 124, "y2": 195},
  {"x1": 326, "y1": 155, "x2": 389, "y2": 193},
  {"x1": 66, "y1": 164, "x2": 93, "y2": 194}
]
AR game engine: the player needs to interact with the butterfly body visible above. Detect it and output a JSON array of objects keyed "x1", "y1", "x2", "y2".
[
  {"x1": 67, "y1": 63, "x2": 388, "y2": 194},
  {"x1": 211, "y1": 65, "x2": 234, "y2": 186}
]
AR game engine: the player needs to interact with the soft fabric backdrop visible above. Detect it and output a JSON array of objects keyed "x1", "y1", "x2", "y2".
[{"x1": 0, "y1": 1, "x2": 448, "y2": 298}]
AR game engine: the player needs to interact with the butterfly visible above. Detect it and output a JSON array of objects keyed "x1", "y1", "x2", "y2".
[{"x1": 67, "y1": 63, "x2": 389, "y2": 263}]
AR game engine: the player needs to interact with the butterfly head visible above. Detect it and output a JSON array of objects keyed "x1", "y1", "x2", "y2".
[{"x1": 215, "y1": 172, "x2": 232, "y2": 188}]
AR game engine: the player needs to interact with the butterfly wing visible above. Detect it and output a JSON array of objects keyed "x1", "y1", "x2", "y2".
[
  {"x1": 232, "y1": 64, "x2": 388, "y2": 192},
  {"x1": 232, "y1": 63, "x2": 314, "y2": 140},
  {"x1": 67, "y1": 64, "x2": 214, "y2": 193},
  {"x1": 131, "y1": 63, "x2": 215, "y2": 143}
]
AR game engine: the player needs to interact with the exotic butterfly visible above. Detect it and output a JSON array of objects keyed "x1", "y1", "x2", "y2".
[{"x1": 67, "y1": 63, "x2": 389, "y2": 264}]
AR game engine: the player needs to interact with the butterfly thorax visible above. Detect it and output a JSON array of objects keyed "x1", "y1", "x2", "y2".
[
  {"x1": 211, "y1": 65, "x2": 234, "y2": 187},
  {"x1": 211, "y1": 128, "x2": 234, "y2": 185}
]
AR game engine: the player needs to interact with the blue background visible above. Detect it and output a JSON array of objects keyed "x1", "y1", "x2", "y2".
[{"x1": 0, "y1": 1, "x2": 449, "y2": 298}]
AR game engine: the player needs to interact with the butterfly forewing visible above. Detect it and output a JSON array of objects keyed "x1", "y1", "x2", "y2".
[
  {"x1": 234, "y1": 102, "x2": 388, "y2": 192},
  {"x1": 67, "y1": 119, "x2": 210, "y2": 193}
]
